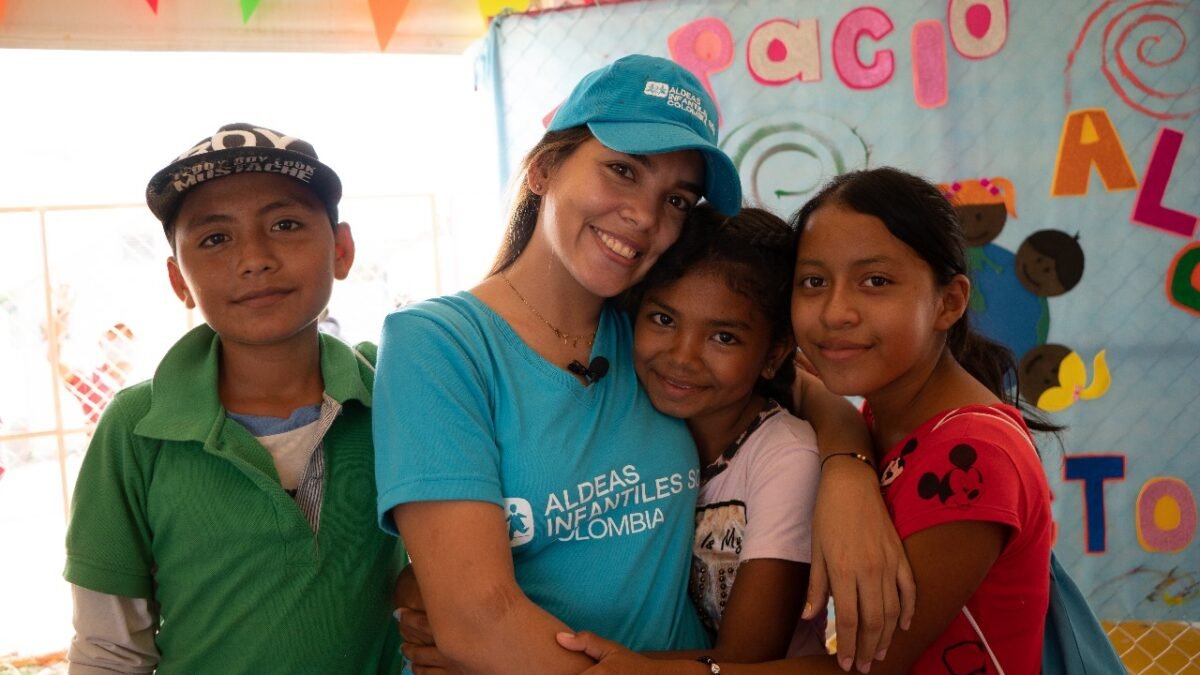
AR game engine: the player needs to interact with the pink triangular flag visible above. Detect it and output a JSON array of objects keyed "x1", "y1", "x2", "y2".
[
  {"x1": 145, "y1": 0, "x2": 158, "y2": 13},
  {"x1": 369, "y1": 0, "x2": 411, "y2": 51},
  {"x1": 241, "y1": 0, "x2": 261, "y2": 23}
]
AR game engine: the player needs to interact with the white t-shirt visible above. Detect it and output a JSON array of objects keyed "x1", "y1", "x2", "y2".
[{"x1": 690, "y1": 402, "x2": 827, "y2": 656}]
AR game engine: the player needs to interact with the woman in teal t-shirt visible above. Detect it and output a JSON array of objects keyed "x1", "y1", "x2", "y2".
[{"x1": 375, "y1": 55, "x2": 912, "y2": 674}]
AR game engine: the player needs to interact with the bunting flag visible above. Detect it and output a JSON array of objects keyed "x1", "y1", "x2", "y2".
[
  {"x1": 145, "y1": 0, "x2": 158, "y2": 13},
  {"x1": 479, "y1": 0, "x2": 530, "y2": 20},
  {"x1": 241, "y1": 0, "x2": 261, "y2": 23},
  {"x1": 369, "y1": 0, "x2": 411, "y2": 51}
]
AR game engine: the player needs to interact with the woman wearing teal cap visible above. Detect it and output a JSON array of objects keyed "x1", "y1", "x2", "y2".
[{"x1": 374, "y1": 54, "x2": 909, "y2": 673}]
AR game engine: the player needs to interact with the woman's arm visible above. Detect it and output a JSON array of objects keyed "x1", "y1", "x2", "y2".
[
  {"x1": 393, "y1": 500, "x2": 595, "y2": 675},
  {"x1": 791, "y1": 371, "x2": 915, "y2": 673},
  {"x1": 559, "y1": 520, "x2": 1006, "y2": 675}
]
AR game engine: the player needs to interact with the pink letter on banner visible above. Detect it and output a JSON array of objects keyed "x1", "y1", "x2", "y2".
[
  {"x1": 669, "y1": 17, "x2": 734, "y2": 128},
  {"x1": 833, "y1": 7, "x2": 895, "y2": 90},
  {"x1": 1132, "y1": 128, "x2": 1199, "y2": 238},
  {"x1": 1137, "y1": 478, "x2": 1197, "y2": 553},
  {"x1": 912, "y1": 20, "x2": 948, "y2": 109},
  {"x1": 948, "y1": 0, "x2": 1008, "y2": 59},
  {"x1": 747, "y1": 18, "x2": 822, "y2": 86}
]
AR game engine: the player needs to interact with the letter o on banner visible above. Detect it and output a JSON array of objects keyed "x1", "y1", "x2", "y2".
[
  {"x1": 1136, "y1": 478, "x2": 1197, "y2": 553},
  {"x1": 1167, "y1": 241, "x2": 1200, "y2": 317},
  {"x1": 948, "y1": 0, "x2": 1008, "y2": 59}
]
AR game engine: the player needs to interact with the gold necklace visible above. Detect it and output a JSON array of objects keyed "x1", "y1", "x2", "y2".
[{"x1": 500, "y1": 272, "x2": 595, "y2": 348}]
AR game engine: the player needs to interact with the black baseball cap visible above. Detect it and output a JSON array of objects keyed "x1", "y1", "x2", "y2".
[{"x1": 146, "y1": 123, "x2": 342, "y2": 233}]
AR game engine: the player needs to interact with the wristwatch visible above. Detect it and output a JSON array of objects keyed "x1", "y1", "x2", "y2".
[{"x1": 696, "y1": 656, "x2": 721, "y2": 673}]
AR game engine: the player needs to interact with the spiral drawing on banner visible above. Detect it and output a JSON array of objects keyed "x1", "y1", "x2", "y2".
[
  {"x1": 1066, "y1": 0, "x2": 1200, "y2": 120},
  {"x1": 719, "y1": 113, "x2": 870, "y2": 216}
]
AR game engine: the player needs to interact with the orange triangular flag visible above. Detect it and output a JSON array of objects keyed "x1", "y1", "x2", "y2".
[
  {"x1": 369, "y1": 0, "x2": 411, "y2": 51},
  {"x1": 145, "y1": 0, "x2": 158, "y2": 12}
]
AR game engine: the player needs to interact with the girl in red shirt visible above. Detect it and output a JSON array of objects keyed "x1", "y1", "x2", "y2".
[{"x1": 561, "y1": 167, "x2": 1054, "y2": 674}]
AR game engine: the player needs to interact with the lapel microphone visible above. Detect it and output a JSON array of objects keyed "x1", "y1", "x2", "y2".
[{"x1": 568, "y1": 356, "x2": 610, "y2": 384}]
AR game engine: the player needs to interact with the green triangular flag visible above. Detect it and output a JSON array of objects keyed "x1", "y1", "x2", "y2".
[{"x1": 241, "y1": 0, "x2": 261, "y2": 23}]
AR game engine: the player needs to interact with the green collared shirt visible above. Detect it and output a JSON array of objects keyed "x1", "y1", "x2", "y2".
[{"x1": 65, "y1": 325, "x2": 403, "y2": 674}]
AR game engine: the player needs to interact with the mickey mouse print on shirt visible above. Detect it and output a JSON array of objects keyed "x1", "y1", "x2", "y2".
[
  {"x1": 877, "y1": 406, "x2": 1029, "y2": 522},
  {"x1": 918, "y1": 443, "x2": 985, "y2": 509}
]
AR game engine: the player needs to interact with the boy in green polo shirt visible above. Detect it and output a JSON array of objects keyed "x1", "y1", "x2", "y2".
[{"x1": 63, "y1": 123, "x2": 404, "y2": 674}]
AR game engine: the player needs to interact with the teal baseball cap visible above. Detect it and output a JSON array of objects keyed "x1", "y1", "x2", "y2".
[{"x1": 547, "y1": 54, "x2": 741, "y2": 216}]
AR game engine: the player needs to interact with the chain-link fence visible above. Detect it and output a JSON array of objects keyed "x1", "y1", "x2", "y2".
[{"x1": 483, "y1": 1, "x2": 1199, "y2": 672}]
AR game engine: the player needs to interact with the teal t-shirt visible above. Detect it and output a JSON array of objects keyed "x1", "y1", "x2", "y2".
[
  {"x1": 374, "y1": 293, "x2": 708, "y2": 651},
  {"x1": 65, "y1": 325, "x2": 404, "y2": 674}
]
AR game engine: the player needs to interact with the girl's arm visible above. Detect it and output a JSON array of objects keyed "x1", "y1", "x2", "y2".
[
  {"x1": 650, "y1": 560, "x2": 809, "y2": 663},
  {"x1": 792, "y1": 370, "x2": 916, "y2": 673},
  {"x1": 559, "y1": 519, "x2": 1006, "y2": 674},
  {"x1": 393, "y1": 500, "x2": 595, "y2": 675}
]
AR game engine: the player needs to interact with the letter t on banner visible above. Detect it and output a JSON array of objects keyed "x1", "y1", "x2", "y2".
[{"x1": 1064, "y1": 455, "x2": 1126, "y2": 553}]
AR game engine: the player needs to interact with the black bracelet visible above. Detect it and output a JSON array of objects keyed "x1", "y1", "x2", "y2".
[
  {"x1": 696, "y1": 655, "x2": 721, "y2": 673},
  {"x1": 820, "y1": 451, "x2": 876, "y2": 471}
]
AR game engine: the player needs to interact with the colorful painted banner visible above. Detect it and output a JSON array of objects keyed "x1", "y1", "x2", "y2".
[{"x1": 484, "y1": 0, "x2": 1200, "y2": 622}]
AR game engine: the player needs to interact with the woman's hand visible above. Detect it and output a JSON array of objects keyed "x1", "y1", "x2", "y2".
[
  {"x1": 556, "y1": 632, "x2": 704, "y2": 674},
  {"x1": 807, "y1": 458, "x2": 915, "y2": 673}
]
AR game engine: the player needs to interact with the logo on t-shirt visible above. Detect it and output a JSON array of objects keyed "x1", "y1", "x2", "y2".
[{"x1": 504, "y1": 497, "x2": 534, "y2": 547}]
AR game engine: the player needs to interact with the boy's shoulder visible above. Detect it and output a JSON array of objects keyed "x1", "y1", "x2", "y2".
[{"x1": 103, "y1": 378, "x2": 156, "y2": 423}]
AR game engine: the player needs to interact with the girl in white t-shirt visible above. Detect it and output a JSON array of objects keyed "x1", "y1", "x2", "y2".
[{"x1": 627, "y1": 203, "x2": 828, "y2": 661}]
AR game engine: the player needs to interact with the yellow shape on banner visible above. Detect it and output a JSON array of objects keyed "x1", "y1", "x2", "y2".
[
  {"x1": 1036, "y1": 350, "x2": 1111, "y2": 412},
  {"x1": 479, "y1": 0, "x2": 531, "y2": 20},
  {"x1": 241, "y1": 0, "x2": 261, "y2": 23},
  {"x1": 1155, "y1": 497, "x2": 1182, "y2": 530},
  {"x1": 1080, "y1": 115, "x2": 1100, "y2": 144},
  {"x1": 370, "y1": 0, "x2": 412, "y2": 51}
]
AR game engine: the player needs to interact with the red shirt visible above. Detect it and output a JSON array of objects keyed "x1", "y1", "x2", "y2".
[{"x1": 876, "y1": 404, "x2": 1052, "y2": 674}]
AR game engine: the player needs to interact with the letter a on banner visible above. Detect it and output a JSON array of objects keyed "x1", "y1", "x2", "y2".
[
  {"x1": 371, "y1": 0, "x2": 412, "y2": 51},
  {"x1": 1051, "y1": 109, "x2": 1137, "y2": 196},
  {"x1": 746, "y1": 19, "x2": 821, "y2": 86}
]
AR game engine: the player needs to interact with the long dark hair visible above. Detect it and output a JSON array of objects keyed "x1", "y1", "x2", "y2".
[
  {"x1": 626, "y1": 203, "x2": 798, "y2": 404},
  {"x1": 488, "y1": 127, "x2": 594, "y2": 275},
  {"x1": 791, "y1": 167, "x2": 1061, "y2": 433}
]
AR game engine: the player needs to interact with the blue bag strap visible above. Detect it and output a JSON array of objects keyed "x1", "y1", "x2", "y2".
[{"x1": 1043, "y1": 551, "x2": 1127, "y2": 674}]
